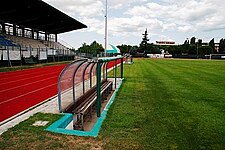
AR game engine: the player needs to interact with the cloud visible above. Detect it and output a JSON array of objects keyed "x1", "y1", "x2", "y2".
[
  {"x1": 107, "y1": 16, "x2": 164, "y2": 38},
  {"x1": 125, "y1": 0, "x2": 225, "y2": 33},
  {"x1": 178, "y1": 25, "x2": 195, "y2": 33},
  {"x1": 43, "y1": 0, "x2": 225, "y2": 47},
  {"x1": 162, "y1": 23, "x2": 177, "y2": 31},
  {"x1": 196, "y1": 15, "x2": 225, "y2": 31},
  {"x1": 43, "y1": 0, "x2": 104, "y2": 17},
  {"x1": 77, "y1": 17, "x2": 104, "y2": 35},
  {"x1": 44, "y1": 0, "x2": 225, "y2": 35},
  {"x1": 108, "y1": 0, "x2": 146, "y2": 9}
]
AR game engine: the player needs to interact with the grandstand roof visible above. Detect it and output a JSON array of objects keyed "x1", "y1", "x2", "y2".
[{"x1": 0, "y1": 0, "x2": 87, "y2": 34}]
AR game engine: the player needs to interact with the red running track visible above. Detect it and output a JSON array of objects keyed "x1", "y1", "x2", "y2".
[
  {"x1": 0, "y1": 60, "x2": 123, "y2": 122},
  {"x1": 0, "y1": 64, "x2": 66, "y2": 122}
]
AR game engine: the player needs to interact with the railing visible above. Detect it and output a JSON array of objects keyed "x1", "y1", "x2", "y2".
[
  {"x1": 124, "y1": 54, "x2": 133, "y2": 64},
  {"x1": 74, "y1": 51, "x2": 119, "y2": 59},
  {"x1": 0, "y1": 45, "x2": 76, "y2": 67}
]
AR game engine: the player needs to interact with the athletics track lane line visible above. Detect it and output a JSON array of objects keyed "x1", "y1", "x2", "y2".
[
  {"x1": 0, "y1": 64, "x2": 66, "y2": 121},
  {"x1": 0, "y1": 72, "x2": 82, "y2": 103},
  {"x1": 0, "y1": 65, "x2": 65, "y2": 81},
  {"x1": 0, "y1": 76, "x2": 57, "y2": 93},
  {"x1": 0, "y1": 83, "x2": 58, "y2": 122},
  {"x1": 0, "y1": 76, "x2": 58, "y2": 102},
  {"x1": 0, "y1": 64, "x2": 66, "y2": 80},
  {"x1": 0, "y1": 83, "x2": 57, "y2": 105},
  {"x1": 0, "y1": 70, "x2": 62, "y2": 90},
  {"x1": 0, "y1": 75, "x2": 83, "y2": 122},
  {"x1": 0, "y1": 67, "x2": 62, "y2": 82}
]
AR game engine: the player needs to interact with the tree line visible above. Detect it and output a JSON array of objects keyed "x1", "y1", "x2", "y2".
[
  {"x1": 117, "y1": 30, "x2": 225, "y2": 57},
  {"x1": 76, "y1": 30, "x2": 225, "y2": 58},
  {"x1": 77, "y1": 41, "x2": 104, "y2": 55}
]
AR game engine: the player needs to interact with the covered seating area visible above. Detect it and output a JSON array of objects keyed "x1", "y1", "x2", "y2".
[
  {"x1": 0, "y1": 0, "x2": 87, "y2": 67},
  {"x1": 57, "y1": 57, "x2": 124, "y2": 131}
]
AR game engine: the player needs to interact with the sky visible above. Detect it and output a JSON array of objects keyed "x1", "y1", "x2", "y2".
[{"x1": 43, "y1": 0, "x2": 225, "y2": 49}]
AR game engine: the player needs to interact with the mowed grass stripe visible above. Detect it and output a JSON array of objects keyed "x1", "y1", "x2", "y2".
[
  {"x1": 101, "y1": 59, "x2": 225, "y2": 149},
  {"x1": 147, "y1": 60, "x2": 225, "y2": 140},
  {"x1": 143, "y1": 60, "x2": 225, "y2": 149}
]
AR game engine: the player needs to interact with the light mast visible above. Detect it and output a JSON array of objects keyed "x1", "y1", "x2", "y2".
[{"x1": 104, "y1": 0, "x2": 108, "y2": 55}]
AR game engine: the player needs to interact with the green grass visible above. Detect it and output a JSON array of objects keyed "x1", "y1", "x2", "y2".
[
  {"x1": 0, "y1": 113, "x2": 102, "y2": 150},
  {"x1": 100, "y1": 59, "x2": 225, "y2": 149},
  {"x1": 1, "y1": 59, "x2": 225, "y2": 149}
]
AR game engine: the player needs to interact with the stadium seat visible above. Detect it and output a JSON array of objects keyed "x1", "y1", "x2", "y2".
[{"x1": 0, "y1": 35, "x2": 18, "y2": 46}]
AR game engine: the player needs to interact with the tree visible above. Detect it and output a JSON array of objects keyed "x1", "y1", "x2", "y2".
[
  {"x1": 190, "y1": 37, "x2": 196, "y2": 45},
  {"x1": 184, "y1": 38, "x2": 189, "y2": 45},
  {"x1": 139, "y1": 28, "x2": 149, "y2": 53},
  {"x1": 198, "y1": 46, "x2": 212, "y2": 55},
  {"x1": 188, "y1": 44, "x2": 197, "y2": 55},
  {"x1": 219, "y1": 38, "x2": 225, "y2": 53},
  {"x1": 164, "y1": 45, "x2": 181, "y2": 55},
  {"x1": 138, "y1": 29, "x2": 160, "y2": 54},
  {"x1": 90, "y1": 41, "x2": 104, "y2": 54},
  {"x1": 198, "y1": 39, "x2": 202, "y2": 45},
  {"x1": 129, "y1": 46, "x2": 138, "y2": 55},
  {"x1": 117, "y1": 44, "x2": 132, "y2": 54},
  {"x1": 209, "y1": 38, "x2": 216, "y2": 53},
  {"x1": 78, "y1": 43, "x2": 90, "y2": 53},
  {"x1": 78, "y1": 41, "x2": 104, "y2": 54},
  {"x1": 141, "y1": 28, "x2": 149, "y2": 46}
]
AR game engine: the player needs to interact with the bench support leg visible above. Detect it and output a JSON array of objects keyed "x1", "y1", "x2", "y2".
[{"x1": 81, "y1": 115, "x2": 84, "y2": 131}]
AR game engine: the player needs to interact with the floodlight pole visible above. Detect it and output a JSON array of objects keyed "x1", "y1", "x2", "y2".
[
  {"x1": 104, "y1": 0, "x2": 108, "y2": 55},
  {"x1": 197, "y1": 42, "x2": 199, "y2": 59}
]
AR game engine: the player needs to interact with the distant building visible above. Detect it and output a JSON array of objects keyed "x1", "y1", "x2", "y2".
[
  {"x1": 201, "y1": 42, "x2": 209, "y2": 46},
  {"x1": 200, "y1": 42, "x2": 219, "y2": 53},
  {"x1": 155, "y1": 41, "x2": 175, "y2": 45},
  {"x1": 214, "y1": 43, "x2": 219, "y2": 52}
]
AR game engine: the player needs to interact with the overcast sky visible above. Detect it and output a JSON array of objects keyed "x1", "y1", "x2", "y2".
[{"x1": 43, "y1": 0, "x2": 225, "y2": 49}]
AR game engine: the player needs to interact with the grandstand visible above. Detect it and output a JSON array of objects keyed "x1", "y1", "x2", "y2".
[
  {"x1": 6, "y1": 34, "x2": 46, "y2": 48},
  {"x1": 0, "y1": 0, "x2": 87, "y2": 67}
]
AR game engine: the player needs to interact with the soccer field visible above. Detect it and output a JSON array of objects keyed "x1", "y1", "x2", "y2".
[
  {"x1": 1, "y1": 58, "x2": 225, "y2": 149},
  {"x1": 101, "y1": 59, "x2": 225, "y2": 149}
]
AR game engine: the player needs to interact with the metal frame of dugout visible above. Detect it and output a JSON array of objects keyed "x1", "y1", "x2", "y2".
[{"x1": 57, "y1": 56, "x2": 123, "y2": 130}]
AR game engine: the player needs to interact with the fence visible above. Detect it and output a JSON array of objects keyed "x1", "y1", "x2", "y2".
[
  {"x1": 124, "y1": 54, "x2": 133, "y2": 64},
  {"x1": 0, "y1": 45, "x2": 75, "y2": 67}
]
